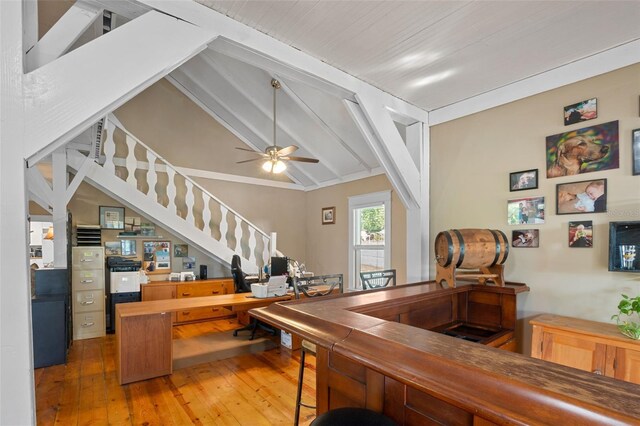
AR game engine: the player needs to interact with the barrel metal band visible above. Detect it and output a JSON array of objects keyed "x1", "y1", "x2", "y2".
[
  {"x1": 443, "y1": 232, "x2": 453, "y2": 267},
  {"x1": 498, "y1": 230, "x2": 509, "y2": 262},
  {"x1": 453, "y1": 229, "x2": 465, "y2": 268},
  {"x1": 489, "y1": 229, "x2": 501, "y2": 266}
]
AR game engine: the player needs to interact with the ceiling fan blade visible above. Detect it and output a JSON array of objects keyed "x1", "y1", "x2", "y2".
[
  {"x1": 282, "y1": 156, "x2": 319, "y2": 163},
  {"x1": 276, "y1": 145, "x2": 298, "y2": 156},
  {"x1": 235, "y1": 147, "x2": 261, "y2": 153},
  {"x1": 236, "y1": 157, "x2": 264, "y2": 164}
]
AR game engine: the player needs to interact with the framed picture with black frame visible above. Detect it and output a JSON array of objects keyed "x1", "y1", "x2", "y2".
[
  {"x1": 509, "y1": 169, "x2": 538, "y2": 191},
  {"x1": 556, "y1": 179, "x2": 607, "y2": 215},
  {"x1": 633, "y1": 128, "x2": 640, "y2": 175},
  {"x1": 99, "y1": 206, "x2": 124, "y2": 230}
]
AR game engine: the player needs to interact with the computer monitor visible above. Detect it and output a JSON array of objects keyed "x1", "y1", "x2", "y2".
[{"x1": 270, "y1": 256, "x2": 288, "y2": 276}]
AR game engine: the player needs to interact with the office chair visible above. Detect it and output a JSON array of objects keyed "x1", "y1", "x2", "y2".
[
  {"x1": 293, "y1": 274, "x2": 343, "y2": 426},
  {"x1": 360, "y1": 269, "x2": 396, "y2": 290},
  {"x1": 230, "y1": 255, "x2": 276, "y2": 340}
]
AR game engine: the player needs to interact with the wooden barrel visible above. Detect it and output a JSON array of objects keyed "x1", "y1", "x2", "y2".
[{"x1": 435, "y1": 229, "x2": 509, "y2": 269}]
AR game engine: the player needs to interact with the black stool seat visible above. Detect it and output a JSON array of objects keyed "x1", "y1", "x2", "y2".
[{"x1": 310, "y1": 407, "x2": 397, "y2": 426}]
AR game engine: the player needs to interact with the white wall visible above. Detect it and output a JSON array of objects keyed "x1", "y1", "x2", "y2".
[{"x1": 430, "y1": 63, "x2": 640, "y2": 354}]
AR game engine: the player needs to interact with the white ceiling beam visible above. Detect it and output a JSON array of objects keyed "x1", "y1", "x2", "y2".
[
  {"x1": 23, "y1": 10, "x2": 217, "y2": 165},
  {"x1": 26, "y1": 167, "x2": 53, "y2": 208},
  {"x1": 430, "y1": 38, "x2": 640, "y2": 125},
  {"x1": 275, "y1": 76, "x2": 374, "y2": 172},
  {"x1": 65, "y1": 152, "x2": 94, "y2": 204},
  {"x1": 25, "y1": 0, "x2": 103, "y2": 72},
  {"x1": 136, "y1": 0, "x2": 428, "y2": 123},
  {"x1": 84, "y1": 0, "x2": 150, "y2": 20},
  {"x1": 346, "y1": 98, "x2": 420, "y2": 210}
]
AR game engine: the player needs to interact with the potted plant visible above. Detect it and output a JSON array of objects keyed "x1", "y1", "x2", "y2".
[{"x1": 611, "y1": 294, "x2": 640, "y2": 340}]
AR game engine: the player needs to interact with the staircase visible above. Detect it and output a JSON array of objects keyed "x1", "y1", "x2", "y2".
[{"x1": 67, "y1": 114, "x2": 273, "y2": 273}]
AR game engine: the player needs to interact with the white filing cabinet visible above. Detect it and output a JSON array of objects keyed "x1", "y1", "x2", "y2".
[{"x1": 72, "y1": 247, "x2": 105, "y2": 340}]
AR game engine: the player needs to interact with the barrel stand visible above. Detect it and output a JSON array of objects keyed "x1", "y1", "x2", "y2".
[{"x1": 436, "y1": 264, "x2": 505, "y2": 288}]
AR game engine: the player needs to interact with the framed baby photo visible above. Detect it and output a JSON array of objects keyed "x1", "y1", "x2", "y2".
[
  {"x1": 509, "y1": 169, "x2": 538, "y2": 191},
  {"x1": 568, "y1": 221, "x2": 593, "y2": 248},
  {"x1": 556, "y1": 179, "x2": 607, "y2": 215},
  {"x1": 633, "y1": 128, "x2": 640, "y2": 175},
  {"x1": 507, "y1": 196, "x2": 545, "y2": 225},
  {"x1": 511, "y1": 229, "x2": 539, "y2": 248}
]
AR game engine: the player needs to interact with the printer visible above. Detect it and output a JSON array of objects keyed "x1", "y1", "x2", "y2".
[{"x1": 251, "y1": 275, "x2": 288, "y2": 298}]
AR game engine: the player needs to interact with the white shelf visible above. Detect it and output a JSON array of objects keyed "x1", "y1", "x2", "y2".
[{"x1": 117, "y1": 235, "x2": 164, "y2": 239}]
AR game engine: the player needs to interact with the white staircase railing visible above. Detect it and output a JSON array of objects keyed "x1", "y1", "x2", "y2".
[{"x1": 89, "y1": 114, "x2": 272, "y2": 272}]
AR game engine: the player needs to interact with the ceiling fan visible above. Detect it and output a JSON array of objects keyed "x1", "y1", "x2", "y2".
[{"x1": 236, "y1": 79, "x2": 319, "y2": 174}]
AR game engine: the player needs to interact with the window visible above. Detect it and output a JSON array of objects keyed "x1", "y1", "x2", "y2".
[{"x1": 348, "y1": 191, "x2": 391, "y2": 290}]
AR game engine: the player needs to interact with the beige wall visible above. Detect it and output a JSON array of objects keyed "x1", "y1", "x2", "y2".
[{"x1": 431, "y1": 63, "x2": 640, "y2": 354}]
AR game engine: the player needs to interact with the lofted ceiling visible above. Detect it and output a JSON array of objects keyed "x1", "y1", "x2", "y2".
[{"x1": 40, "y1": 1, "x2": 640, "y2": 191}]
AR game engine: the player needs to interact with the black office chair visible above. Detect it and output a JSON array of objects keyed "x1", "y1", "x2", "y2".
[
  {"x1": 230, "y1": 255, "x2": 276, "y2": 340},
  {"x1": 293, "y1": 274, "x2": 343, "y2": 426},
  {"x1": 360, "y1": 269, "x2": 396, "y2": 290}
]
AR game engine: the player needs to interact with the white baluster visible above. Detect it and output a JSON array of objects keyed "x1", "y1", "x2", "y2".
[
  {"x1": 103, "y1": 120, "x2": 116, "y2": 175},
  {"x1": 202, "y1": 193, "x2": 211, "y2": 237},
  {"x1": 125, "y1": 135, "x2": 137, "y2": 186},
  {"x1": 263, "y1": 235, "x2": 270, "y2": 268},
  {"x1": 146, "y1": 150, "x2": 158, "y2": 202},
  {"x1": 234, "y1": 217, "x2": 243, "y2": 255},
  {"x1": 248, "y1": 227, "x2": 256, "y2": 266},
  {"x1": 166, "y1": 166, "x2": 177, "y2": 215},
  {"x1": 219, "y1": 205, "x2": 229, "y2": 249},
  {"x1": 185, "y1": 180, "x2": 194, "y2": 225}
]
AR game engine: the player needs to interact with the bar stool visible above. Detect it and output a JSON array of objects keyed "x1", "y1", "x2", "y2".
[
  {"x1": 294, "y1": 340, "x2": 316, "y2": 426},
  {"x1": 310, "y1": 407, "x2": 398, "y2": 426}
]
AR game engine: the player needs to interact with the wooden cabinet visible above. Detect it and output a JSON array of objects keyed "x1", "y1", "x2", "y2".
[
  {"x1": 530, "y1": 314, "x2": 640, "y2": 384},
  {"x1": 141, "y1": 279, "x2": 234, "y2": 324},
  {"x1": 72, "y1": 247, "x2": 105, "y2": 340}
]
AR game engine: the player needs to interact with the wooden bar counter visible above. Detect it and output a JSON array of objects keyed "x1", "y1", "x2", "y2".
[
  {"x1": 251, "y1": 281, "x2": 640, "y2": 425},
  {"x1": 115, "y1": 292, "x2": 291, "y2": 384}
]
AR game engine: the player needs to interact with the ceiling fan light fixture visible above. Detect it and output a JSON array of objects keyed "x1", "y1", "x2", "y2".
[
  {"x1": 273, "y1": 160, "x2": 287, "y2": 174},
  {"x1": 262, "y1": 160, "x2": 274, "y2": 172}
]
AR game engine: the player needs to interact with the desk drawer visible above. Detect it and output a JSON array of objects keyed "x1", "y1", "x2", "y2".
[
  {"x1": 72, "y1": 269, "x2": 104, "y2": 291},
  {"x1": 73, "y1": 311, "x2": 105, "y2": 340},
  {"x1": 177, "y1": 281, "x2": 232, "y2": 298},
  {"x1": 177, "y1": 306, "x2": 233, "y2": 323},
  {"x1": 73, "y1": 290, "x2": 104, "y2": 313}
]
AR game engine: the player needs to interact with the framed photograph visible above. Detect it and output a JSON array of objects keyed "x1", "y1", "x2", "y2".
[
  {"x1": 556, "y1": 179, "x2": 607, "y2": 214},
  {"x1": 509, "y1": 169, "x2": 538, "y2": 191},
  {"x1": 121, "y1": 239, "x2": 136, "y2": 256},
  {"x1": 564, "y1": 98, "x2": 597, "y2": 126},
  {"x1": 507, "y1": 196, "x2": 545, "y2": 225},
  {"x1": 174, "y1": 244, "x2": 188, "y2": 257},
  {"x1": 512, "y1": 229, "x2": 539, "y2": 248},
  {"x1": 143, "y1": 241, "x2": 171, "y2": 273},
  {"x1": 633, "y1": 128, "x2": 640, "y2": 175},
  {"x1": 322, "y1": 207, "x2": 335, "y2": 225},
  {"x1": 104, "y1": 241, "x2": 121, "y2": 256},
  {"x1": 99, "y1": 206, "x2": 124, "y2": 230},
  {"x1": 569, "y1": 221, "x2": 593, "y2": 248},
  {"x1": 546, "y1": 120, "x2": 619, "y2": 179},
  {"x1": 182, "y1": 256, "x2": 196, "y2": 270}
]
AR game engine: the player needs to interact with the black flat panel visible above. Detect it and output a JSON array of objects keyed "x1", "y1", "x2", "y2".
[{"x1": 32, "y1": 298, "x2": 66, "y2": 368}]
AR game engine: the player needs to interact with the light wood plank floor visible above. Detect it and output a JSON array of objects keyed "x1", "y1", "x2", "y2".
[{"x1": 35, "y1": 318, "x2": 317, "y2": 425}]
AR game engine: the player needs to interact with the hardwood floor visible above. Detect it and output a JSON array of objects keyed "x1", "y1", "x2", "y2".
[{"x1": 35, "y1": 318, "x2": 317, "y2": 425}]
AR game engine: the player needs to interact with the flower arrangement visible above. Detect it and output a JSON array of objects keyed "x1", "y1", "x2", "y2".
[{"x1": 611, "y1": 294, "x2": 640, "y2": 340}]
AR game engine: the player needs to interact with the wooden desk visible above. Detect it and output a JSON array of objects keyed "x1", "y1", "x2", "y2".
[
  {"x1": 115, "y1": 293, "x2": 291, "y2": 384},
  {"x1": 251, "y1": 281, "x2": 640, "y2": 425}
]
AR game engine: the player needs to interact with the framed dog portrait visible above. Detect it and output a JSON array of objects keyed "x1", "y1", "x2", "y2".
[
  {"x1": 507, "y1": 196, "x2": 545, "y2": 225},
  {"x1": 512, "y1": 229, "x2": 539, "y2": 248},
  {"x1": 568, "y1": 221, "x2": 593, "y2": 248},
  {"x1": 321, "y1": 207, "x2": 335, "y2": 225},
  {"x1": 633, "y1": 128, "x2": 640, "y2": 175},
  {"x1": 564, "y1": 98, "x2": 597, "y2": 126},
  {"x1": 556, "y1": 179, "x2": 607, "y2": 215},
  {"x1": 509, "y1": 169, "x2": 538, "y2": 191},
  {"x1": 545, "y1": 120, "x2": 619, "y2": 179}
]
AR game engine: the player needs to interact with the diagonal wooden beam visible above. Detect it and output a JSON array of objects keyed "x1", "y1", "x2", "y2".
[
  {"x1": 26, "y1": 166, "x2": 53, "y2": 208},
  {"x1": 25, "y1": 0, "x2": 103, "y2": 72},
  {"x1": 24, "y1": 10, "x2": 217, "y2": 165}
]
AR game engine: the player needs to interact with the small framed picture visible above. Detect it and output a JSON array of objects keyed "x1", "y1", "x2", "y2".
[
  {"x1": 556, "y1": 179, "x2": 607, "y2": 214},
  {"x1": 564, "y1": 98, "x2": 597, "y2": 126},
  {"x1": 174, "y1": 244, "x2": 188, "y2": 257},
  {"x1": 121, "y1": 239, "x2": 137, "y2": 256},
  {"x1": 511, "y1": 229, "x2": 539, "y2": 248},
  {"x1": 569, "y1": 221, "x2": 593, "y2": 248},
  {"x1": 104, "y1": 241, "x2": 122, "y2": 256},
  {"x1": 322, "y1": 206, "x2": 335, "y2": 225},
  {"x1": 633, "y1": 128, "x2": 640, "y2": 175},
  {"x1": 99, "y1": 206, "x2": 124, "y2": 230},
  {"x1": 509, "y1": 169, "x2": 538, "y2": 191},
  {"x1": 507, "y1": 196, "x2": 545, "y2": 225}
]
